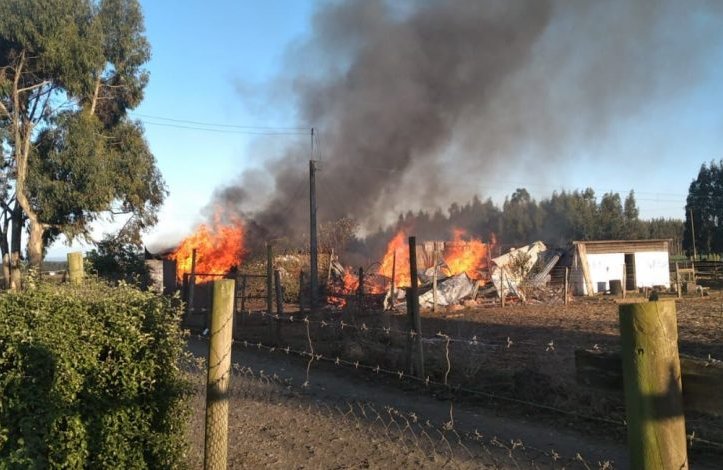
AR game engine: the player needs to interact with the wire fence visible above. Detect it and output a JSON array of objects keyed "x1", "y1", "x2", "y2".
[
  {"x1": 186, "y1": 287, "x2": 723, "y2": 468},
  {"x1": 186, "y1": 343, "x2": 616, "y2": 469},
  {"x1": 178, "y1": 245, "x2": 723, "y2": 468},
  {"x1": 228, "y1": 302, "x2": 723, "y2": 449}
]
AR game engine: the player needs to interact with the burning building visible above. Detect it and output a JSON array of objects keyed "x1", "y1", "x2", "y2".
[
  {"x1": 328, "y1": 229, "x2": 496, "y2": 309},
  {"x1": 169, "y1": 211, "x2": 246, "y2": 284}
]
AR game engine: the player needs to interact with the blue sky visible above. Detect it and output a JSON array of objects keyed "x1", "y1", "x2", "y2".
[{"x1": 45, "y1": 1, "x2": 723, "y2": 258}]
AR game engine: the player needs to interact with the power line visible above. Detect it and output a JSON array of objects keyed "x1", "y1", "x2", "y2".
[
  {"x1": 138, "y1": 119, "x2": 308, "y2": 136},
  {"x1": 130, "y1": 112, "x2": 307, "y2": 131}
]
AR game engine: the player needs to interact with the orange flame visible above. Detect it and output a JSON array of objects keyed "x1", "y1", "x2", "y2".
[
  {"x1": 170, "y1": 210, "x2": 245, "y2": 283},
  {"x1": 443, "y1": 228, "x2": 489, "y2": 279},
  {"x1": 327, "y1": 228, "x2": 496, "y2": 307},
  {"x1": 343, "y1": 270, "x2": 359, "y2": 292},
  {"x1": 378, "y1": 230, "x2": 411, "y2": 287}
]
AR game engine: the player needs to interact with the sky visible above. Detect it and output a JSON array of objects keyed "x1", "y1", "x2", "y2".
[{"x1": 45, "y1": 0, "x2": 723, "y2": 259}]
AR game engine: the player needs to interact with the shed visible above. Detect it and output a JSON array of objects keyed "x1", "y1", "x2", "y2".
[{"x1": 572, "y1": 240, "x2": 671, "y2": 295}]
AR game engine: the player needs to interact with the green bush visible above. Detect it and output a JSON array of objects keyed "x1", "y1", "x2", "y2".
[
  {"x1": 86, "y1": 236, "x2": 150, "y2": 287},
  {"x1": 0, "y1": 281, "x2": 191, "y2": 469}
]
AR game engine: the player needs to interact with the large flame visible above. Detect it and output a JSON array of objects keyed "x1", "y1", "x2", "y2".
[
  {"x1": 378, "y1": 230, "x2": 411, "y2": 288},
  {"x1": 328, "y1": 228, "x2": 495, "y2": 307},
  {"x1": 443, "y1": 228, "x2": 489, "y2": 279},
  {"x1": 170, "y1": 210, "x2": 245, "y2": 283}
]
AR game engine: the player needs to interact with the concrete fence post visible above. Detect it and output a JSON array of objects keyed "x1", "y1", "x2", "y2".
[
  {"x1": 204, "y1": 279, "x2": 235, "y2": 470},
  {"x1": 619, "y1": 301, "x2": 688, "y2": 469},
  {"x1": 67, "y1": 252, "x2": 84, "y2": 285}
]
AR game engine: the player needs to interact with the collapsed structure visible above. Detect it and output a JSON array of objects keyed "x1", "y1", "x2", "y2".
[{"x1": 329, "y1": 238, "x2": 560, "y2": 310}]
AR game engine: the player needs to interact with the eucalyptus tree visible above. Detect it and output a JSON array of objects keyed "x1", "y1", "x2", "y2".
[{"x1": 0, "y1": 0, "x2": 165, "y2": 286}]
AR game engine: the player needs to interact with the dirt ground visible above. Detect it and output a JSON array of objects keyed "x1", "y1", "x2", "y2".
[{"x1": 185, "y1": 293, "x2": 722, "y2": 469}]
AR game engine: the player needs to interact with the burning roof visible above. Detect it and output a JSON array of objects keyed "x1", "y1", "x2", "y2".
[{"x1": 168, "y1": 209, "x2": 246, "y2": 283}]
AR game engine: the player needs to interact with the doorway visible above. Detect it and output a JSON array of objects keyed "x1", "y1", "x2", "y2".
[{"x1": 624, "y1": 254, "x2": 635, "y2": 291}]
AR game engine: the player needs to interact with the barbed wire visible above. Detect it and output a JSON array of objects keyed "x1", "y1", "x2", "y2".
[
  {"x1": 226, "y1": 334, "x2": 629, "y2": 426},
  {"x1": 236, "y1": 309, "x2": 573, "y2": 352},
  {"x1": 223, "y1": 331, "x2": 723, "y2": 452},
  {"x1": 193, "y1": 303, "x2": 723, "y2": 452},
  {"x1": 187, "y1": 343, "x2": 614, "y2": 469}
]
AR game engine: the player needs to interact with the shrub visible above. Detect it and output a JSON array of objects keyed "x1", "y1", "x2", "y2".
[
  {"x1": 86, "y1": 236, "x2": 150, "y2": 287},
  {"x1": 0, "y1": 280, "x2": 191, "y2": 468}
]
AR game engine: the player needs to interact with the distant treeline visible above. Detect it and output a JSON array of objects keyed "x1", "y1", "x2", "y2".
[{"x1": 346, "y1": 188, "x2": 683, "y2": 264}]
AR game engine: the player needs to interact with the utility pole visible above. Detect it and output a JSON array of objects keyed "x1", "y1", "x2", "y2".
[
  {"x1": 689, "y1": 208, "x2": 697, "y2": 262},
  {"x1": 309, "y1": 128, "x2": 318, "y2": 311}
]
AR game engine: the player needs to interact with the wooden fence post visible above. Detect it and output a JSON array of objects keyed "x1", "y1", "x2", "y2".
[
  {"x1": 204, "y1": 279, "x2": 235, "y2": 470},
  {"x1": 239, "y1": 275, "x2": 247, "y2": 313},
  {"x1": 187, "y1": 248, "x2": 197, "y2": 320},
  {"x1": 266, "y1": 243, "x2": 273, "y2": 315},
  {"x1": 266, "y1": 243, "x2": 276, "y2": 343},
  {"x1": 390, "y1": 251, "x2": 397, "y2": 308},
  {"x1": 357, "y1": 266, "x2": 364, "y2": 308},
  {"x1": 274, "y1": 269, "x2": 284, "y2": 342},
  {"x1": 67, "y1": 252, "x2": 84, "y2": 285},
  {"x1": 408, "y1": 237, "x2": 425, "y2": 380},
  {"x1": 299, "y1": 270, "x2": 305, "y2": 314},
  {"x1": 619, "y1": 301, "x2": 688, "y2": 470},
  {"x1": 564, "y1": 267, "x2": 569, "y2": 306},
  {"x1": 432, "y1": 242, "x2": 438, "y2": 314},
  {"x1": 239, "y1": 274, "x2": 247, "y2": 328},
  {"x1": 675, "y1": 263, "x2": 681, "y2": 299},
  {"x1": 274, "y1": 269, "x2": 284, "y2": 315}
]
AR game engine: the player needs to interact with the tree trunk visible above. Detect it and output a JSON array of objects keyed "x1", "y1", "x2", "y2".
[
  {"x1": 9, "y1": 203, "x2": 23, "y2": 290},
  {"x1": 0, "y1": 217, "x2": 9, "y2": 289},
  {"x1": 27, "y1": 221, "x2": 45, "y2": 269},
  {"x1": 1, "y1": 254, "x2": 9, "y2": 289},
  {"x1": 11, "y1": 48, "x2": 44, "y2": 278}
]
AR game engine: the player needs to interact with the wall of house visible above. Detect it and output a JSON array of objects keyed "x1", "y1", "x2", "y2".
[
  {"x1": 633, "y1": 251, "x2": 670, "y2": 288},
  {"x1": 572, "y1": 249, "x2": 671, "y2": 294},
  {"x1": 587, "y1": 253, "x2": 625, "y2": 293}
]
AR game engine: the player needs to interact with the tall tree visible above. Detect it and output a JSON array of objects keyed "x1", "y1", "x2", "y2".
[
  {"x1": 502, "y1": 188, "x2": 541, "y2": 245},
  {"x1": 623, "y1": 190, "x2": 642, "y2": 239},
  {"x1": 598, "y1": 192, "x2": 625, "y2": 239},
  {"x1": 0, "y1": 0, "x2": 165, "y2": 285},
  {"x1": 567, "y1": 188, "x2": 598, "y2": 240},
  {"x1": 684, "y1": 161, "x2": 723, "y2": 256}
]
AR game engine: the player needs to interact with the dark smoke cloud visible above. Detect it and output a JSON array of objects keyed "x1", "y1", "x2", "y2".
[{"x1": 216, "y1": 0, "x2": 723, "y2": 250}]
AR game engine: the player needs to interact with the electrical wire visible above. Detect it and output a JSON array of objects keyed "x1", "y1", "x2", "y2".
[{"x1": 130, "y1": 112, "x2": 307, "y2": 131}]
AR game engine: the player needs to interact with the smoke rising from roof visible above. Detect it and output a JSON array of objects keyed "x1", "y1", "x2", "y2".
[{"x1": 215, "y1": 0, "x2": 723, "y2": 249}]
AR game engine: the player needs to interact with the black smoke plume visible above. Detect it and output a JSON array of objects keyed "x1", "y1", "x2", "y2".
[{"x1": 215, "y1": 0, "x2": 723, "y2": 253}]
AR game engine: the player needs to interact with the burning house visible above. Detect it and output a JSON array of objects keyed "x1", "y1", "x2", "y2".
[{"x1": 144, "y1": 210, "x2": 246, "y2": 319}]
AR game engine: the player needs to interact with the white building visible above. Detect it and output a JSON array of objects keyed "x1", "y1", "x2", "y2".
[{"x1": 572, "y1": 240, "x2": 671, "y2": 295}]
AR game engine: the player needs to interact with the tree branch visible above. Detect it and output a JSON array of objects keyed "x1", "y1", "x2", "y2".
[
  {"x1": 90, "y1": 75, "x2": 101, "y2": 115},
  {"x1": 109, "y1": 209, "x2": 133, "y2": 215},
  {"x1": 16, "y1": 80, "x2": 51, "y2": 95}
]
